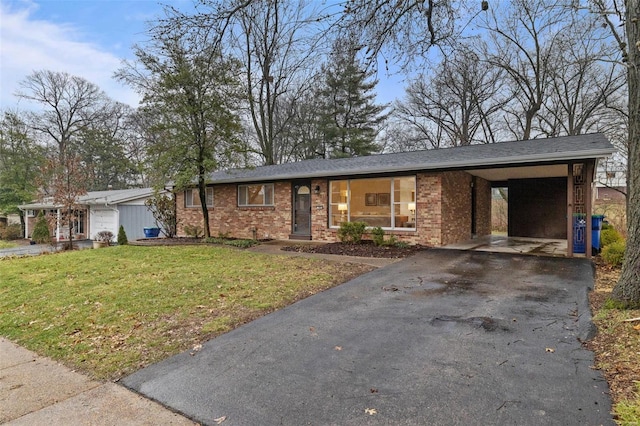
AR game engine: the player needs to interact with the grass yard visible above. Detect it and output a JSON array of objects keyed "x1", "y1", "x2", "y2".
[
  {"x1": 0, "y1": 245, "x2": 373, "y2": 380},
  {"x1": 0, "y1": 240, "x2": 18, "y2": 249}
]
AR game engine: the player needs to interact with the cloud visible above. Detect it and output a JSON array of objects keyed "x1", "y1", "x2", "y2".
[{"x1": 0, "y1": 1, "x2": 140, "y2": 110}]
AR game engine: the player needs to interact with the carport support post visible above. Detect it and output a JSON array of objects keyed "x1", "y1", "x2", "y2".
[
  {"x1": 585, "y1": 160, "x2": 594, "y2": 259},
  {"x1": 567, "y1": 164, "x2": 574, "y2": 257}
]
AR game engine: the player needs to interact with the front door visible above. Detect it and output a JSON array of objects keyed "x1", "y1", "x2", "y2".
[{"x1": 292, "y1": 181, "x2": 311, "y2": 237}]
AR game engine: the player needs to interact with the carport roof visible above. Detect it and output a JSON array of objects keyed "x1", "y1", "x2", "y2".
[{"x1": 206, "y1": 133, "x2": 614, "y2": 184}]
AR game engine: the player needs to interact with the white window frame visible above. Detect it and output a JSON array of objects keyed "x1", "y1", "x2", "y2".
[
  {"x1": 185, "y1": 188, "x2": 214, "y2": 208},
  {"x1": 238, "y1": 183, "x2": 275, "y2": 207}
]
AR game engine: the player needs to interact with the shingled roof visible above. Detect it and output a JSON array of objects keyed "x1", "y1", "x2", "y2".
[{"x1": 207, "y1": 133, "x2": 614, "y2": 184}]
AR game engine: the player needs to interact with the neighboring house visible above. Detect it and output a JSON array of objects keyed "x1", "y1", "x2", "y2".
[
  {"x1": 595, "y1": 185, "x2": 627, "y2": 203},
  {"x1": 19, "y1": 188, "x2": 164, "y2": 241},
  {"x1": 174, "y1": 133, "x2": 614, "y2": 258}
]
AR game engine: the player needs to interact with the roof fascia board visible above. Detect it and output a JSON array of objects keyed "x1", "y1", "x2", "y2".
[{"x1": 209, "y1": 148, "x2": 614, "y2": 184}]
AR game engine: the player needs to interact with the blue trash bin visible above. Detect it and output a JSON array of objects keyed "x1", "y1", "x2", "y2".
[
  {"x1": 143, "y1": 227, "x2": 161, "y2": 238},
  {"x1": 572, "y1": 214, "x2": 586, "y2": 254},
  {"x1": 591, "y1": 214, "x2": 605, "y2": 254}
]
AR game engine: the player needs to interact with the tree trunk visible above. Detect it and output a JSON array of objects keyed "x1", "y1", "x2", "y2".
[
  {"x1": 611, "y1": 0, "x2": 640, "y2": 307},
  {"x1": 198, "y1": 175, "x2": 211, "y2": 239}
]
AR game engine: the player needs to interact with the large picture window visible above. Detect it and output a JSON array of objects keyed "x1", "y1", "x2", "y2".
[
  {"x1": 238, "y1": 183, "x2": 274, "y2": 207},
  {"x1": 330, "y1": 177, "x2": 416, "y2": 229},
  {"x1": 185, "y1": 188, "x2": 214, "y2": 208}
]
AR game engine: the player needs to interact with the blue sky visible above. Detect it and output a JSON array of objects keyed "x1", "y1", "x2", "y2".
[{"x1": 0, "y1": 0, "x2": 404, "y2": 112}]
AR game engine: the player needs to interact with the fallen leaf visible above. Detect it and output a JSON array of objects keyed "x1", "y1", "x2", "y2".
[
  {"x1": 190, "y1": 343, "x2": 203, "y2": 355},
  {"x1": 334, "y1": 346, "x2": 342, "y2": 351},
  {"x1": 213, "y1": 415, "x2": 227, "y2": 424},
  {"x1": 365, "y1": 408, "x2": 377, "y2": 415},
  {"x1": 633, "y1": 324, "x2": 640, "y2": 330},
  {"x1": 545, "y1": 347, "x2": 555, "y2": 353}
]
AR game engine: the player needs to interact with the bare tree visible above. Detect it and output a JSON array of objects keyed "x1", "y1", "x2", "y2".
[
  {"x1": 231, "y1": 0, "x2": 325, "y2": 165},
  {"x1": 478, "y1": 0, "x2": 573, "y2": 140},
  {"x1": 537, "y1": 15, "x2": 626, "y2": 137},
  {"x1": 395, "y1": 47, "x2": 508, "y2": 148},
  {"x1": 15, "y1": 70, "x2": 110, "y2": 161}
]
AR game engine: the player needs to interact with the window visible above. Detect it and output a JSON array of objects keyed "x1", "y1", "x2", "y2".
[
  {"x1": 329, "y1": 177, "x2": 416, "y2": 229},
  {"x1": 185, "y1": 188, "x2": 214, "y2": 208},
  {"x1": 238, "y1": 184, "x2": 274, "y2": 207},
  {"x1": 73, "y1": 211, "x2": 85, "y2": 234}
]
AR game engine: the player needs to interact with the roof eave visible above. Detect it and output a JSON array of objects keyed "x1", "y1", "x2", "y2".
[{"x1": 210, "y1": 148, "x2": 615, "y2": 184}]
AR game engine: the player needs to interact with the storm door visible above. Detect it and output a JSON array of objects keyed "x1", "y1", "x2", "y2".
[{"x1": 292, "y1": 181, "x2": 311, "y2": 237}]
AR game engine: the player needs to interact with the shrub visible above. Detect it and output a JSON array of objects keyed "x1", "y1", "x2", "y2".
[
  {"x1": 601, "y1": 240, "x2": 625, "y2": 266},
  {"x1": 184, "y1": 225, "x2": 203, "y2": 238},
  {"x1": 145, "y1": 194, "x2": 177, "y2": 238},
  {"x1": 95, "y1": 231, "x2": 114, "y2": 243},
  {"x1": 117, "y1": 225, "x2": 128, "y2": 245},
  {"x1": 601, "y1": 227, "x2": 622, "y2": 247},
  {"x1": 337, "y1": 222, "x2": 367, "y2": 244},
  {"x1": 0, "y1": 223, "x2": 23, "y2": 240},
  {"x1": 31, "y1": 211, "x2": 51, "y2": 244},
  {"x1": 372, "y1": 227, "x2": 385, "y2": 246}
]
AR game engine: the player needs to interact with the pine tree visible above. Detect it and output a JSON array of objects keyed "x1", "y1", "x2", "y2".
[
  {"x1": 31, "y1": 211, "x2": 51, "y2": 244},
  {"x1": 117, "y1": 225, "x2": 128, "y2": 245},
  {"x1": 315, "y1": 36, "x2": 388, "y2": 158}
]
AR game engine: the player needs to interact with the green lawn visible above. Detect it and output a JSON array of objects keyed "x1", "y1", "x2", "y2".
[
  {"x1": 0, "y1": 245, "x2": 372, "y2": 380},
  {"x1": 0, "y1": 240, "x2": 18, "y2": 249}
]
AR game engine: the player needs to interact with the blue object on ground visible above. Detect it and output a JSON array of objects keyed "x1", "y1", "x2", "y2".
[
  {"x1": 143, "y1": 227, "x2": 161, "y2": 238},
  {"x1": 591, "y1": 214, "x2": 605, "y2": 253}
]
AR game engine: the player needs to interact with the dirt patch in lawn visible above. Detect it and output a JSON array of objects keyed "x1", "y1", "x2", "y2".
[
  {"x1": 282, "y1": 240, "x2": 427, "y2": 258},
  {"x1": 586, "y1": 260, "x2": 640, "y2": 407}
]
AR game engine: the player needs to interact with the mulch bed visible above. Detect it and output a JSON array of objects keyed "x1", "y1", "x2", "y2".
[{"x1": 282, "y1": 241, "x2": 427, "y2": 258}]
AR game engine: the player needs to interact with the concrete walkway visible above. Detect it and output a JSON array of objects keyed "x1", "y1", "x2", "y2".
[
  {"x1": 0, "y1": 240, "x2": 93, "y2": 258},
  {"x1": 0, "y1": 338, "x2": 194, "y2": 425}
]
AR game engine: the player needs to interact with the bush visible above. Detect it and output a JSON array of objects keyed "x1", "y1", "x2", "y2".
[
  {"x1": 601, "y1": 227, "x2": 622, "y2": 247},
  {"x1": 31, "y1": 211, "x2": 51, "y2": 244},
  {"x1": 95, "y1": 231, "x2": 114, "y2": 243},
  {"x1": 184, "y1": 225, "x2": 203, "y2": 238},
  {"x1": 117, "y1": 225, "x2": 128, "y2": 245},
  {"x1": 0, "y1": 223, "x2": 23, "y2": 240},
  {"x1": 601, "y1": 240, "x2": 625, "y2": 266},
  {"x1": 337, "y1": 222, "x2": 367, "y2": 244},
  {"x1": 372, "y1": 227, "x2": 385, "y2": 246}
]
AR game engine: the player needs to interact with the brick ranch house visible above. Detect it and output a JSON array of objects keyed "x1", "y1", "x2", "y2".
[{"x1": 174, "y1": 134, "x2": 614, "y2": 257}]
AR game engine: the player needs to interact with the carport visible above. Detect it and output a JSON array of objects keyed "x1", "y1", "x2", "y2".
[{"x1": 465, "y1": 143, "x2": 603, "y2": 258}]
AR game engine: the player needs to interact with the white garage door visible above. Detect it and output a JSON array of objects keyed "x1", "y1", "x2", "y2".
[{"x1": 90, "y1": 208, "x2": 117, "y2": 239}]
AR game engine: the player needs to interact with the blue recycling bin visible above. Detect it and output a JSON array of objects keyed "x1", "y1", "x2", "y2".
[
  {"x1": 572, "y1": 214, "x2": 586, "y2": 254},
  {"x1": 591, "y1": 214, "x2": 605, "y2": 254},
  {"x1": 143, "y1": 227, "x2": 161, "y2": 238}
]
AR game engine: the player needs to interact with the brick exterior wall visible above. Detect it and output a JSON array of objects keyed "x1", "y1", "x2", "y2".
[
  {"x1": 440, "y1": 172, "x2": 472, "y2": 245},
  {"x1": 176, "y1": 171, "x2": 481, "y2": 247},
  {"x1": 474, "y1": 177, "x2": 492, "y2": 237},
  {"x1": 177, "y1": 182, "x2": 292, "y2": 240}
]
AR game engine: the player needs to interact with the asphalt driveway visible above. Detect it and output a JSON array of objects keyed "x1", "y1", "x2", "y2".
[{"x1": 123, "y1": 249, "x2": 613, "y2": 425}]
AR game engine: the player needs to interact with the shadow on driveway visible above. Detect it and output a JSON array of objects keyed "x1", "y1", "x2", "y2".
[{"x1": 123, "y1": 250, "x2": 612, "y2": 425}]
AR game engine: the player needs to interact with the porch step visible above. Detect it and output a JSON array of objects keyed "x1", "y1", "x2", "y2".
[{"x1": 288, "y1": 234, "x2": 312, "y2": 241}]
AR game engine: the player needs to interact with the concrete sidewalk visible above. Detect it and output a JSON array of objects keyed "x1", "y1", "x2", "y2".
[{"x1": 0, "y1": 338, "x2": 194, "y2": 425}]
